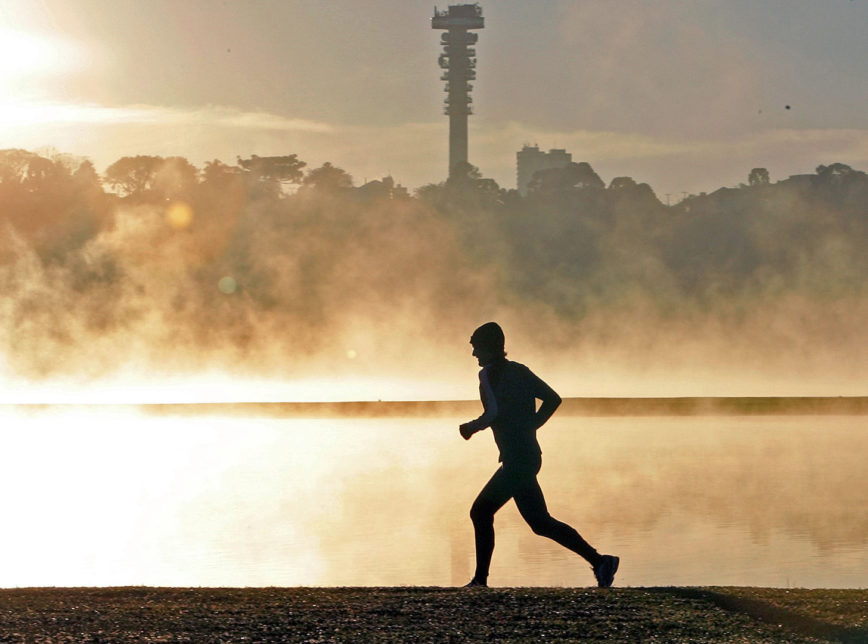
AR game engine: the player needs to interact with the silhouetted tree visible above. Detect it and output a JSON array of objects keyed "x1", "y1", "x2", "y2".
[
  {"x1": 608, "y1": 176, "x2": 659, "y2": 204},
  {"x1": 103, "y1": 155, "x2": 198, "y2": 200},
  {"x1": 815, "y1": 163, "x2": 857, "y2": 185},
  {"x1": 608, "y1": 176, "x2": 638, "y2": 191},
  {"x1": 442, "y1": 162, "x2": 502, "y2": 210},
  {"x1": 103, "y1": 155, "x2": 164, "y2": 197},
  {"x1": 811, "y1": 162, "x2": 868, "y2": 219},
  {"x1": 0, "y1": 150, "x2": 111, "y2": 261},
  {"x1": 301, "y1": 162, "x2": 354, "y2": 193},
  {"x1": 570, "y1": 162, "x2": 606, "y2": 190},
  {"x1": 72, "y1": 160, "x2": 101, "y2": 190},
  {"x1": 446, "y1": 161, "x2": 482, "y2": 183},
  {"x1": 748, "y1": 167, "x2": 770, "y2": 186},
  {"x1": 527, "y1": 162, "x2": 605, "y2": 197},
  {"x1": 202, "y1": 159, "x2": 241, "y2": 185},
  {"x1": 0, "y1": 149, "x2": 72, "y2": 193},
  {"x1": 237, "y1": 154, "x2": 306, "y2": 184},
  {"x1": 154, "y1": 156, "x2": 198, "y2": 198}
]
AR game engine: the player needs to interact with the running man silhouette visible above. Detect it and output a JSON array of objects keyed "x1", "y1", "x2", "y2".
[{"x1": 459, "y1": 322, "x2": 619, "y2": 588}]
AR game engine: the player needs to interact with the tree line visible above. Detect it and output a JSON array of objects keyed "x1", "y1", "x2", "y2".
[{"x1": 1, "y1": 147, "x2": 866, "y2": 376}]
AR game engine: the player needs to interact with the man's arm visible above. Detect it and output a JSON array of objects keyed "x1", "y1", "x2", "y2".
[
  {"x1": 460, "y1": 368, "x2": 498, "y2": 440},
  {"x1": 531, "y1": 371, "x2": 561, "y2": 430}
]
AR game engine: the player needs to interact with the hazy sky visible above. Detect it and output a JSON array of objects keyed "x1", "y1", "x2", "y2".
[{"x1": 2, "y1": 0, "x2": 868, "y2": 196}]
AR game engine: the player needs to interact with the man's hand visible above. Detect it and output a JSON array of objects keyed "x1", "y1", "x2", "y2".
[{"x1": 459, "y1": 423, "x2": 476, "y2": 440}]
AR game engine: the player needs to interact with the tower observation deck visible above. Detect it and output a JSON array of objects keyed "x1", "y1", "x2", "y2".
[{"x1": 432, "y1": 4, "x2": 484, "y2": 177}]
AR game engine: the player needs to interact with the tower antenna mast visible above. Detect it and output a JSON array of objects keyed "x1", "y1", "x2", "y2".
[{"x1": 432, "y1": 4, "x2": 484, "y2": 178}]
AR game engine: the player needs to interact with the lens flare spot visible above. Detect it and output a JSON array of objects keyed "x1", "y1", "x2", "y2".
[
  {"x1": 218, "y1": 276, "x2": 237, "y2": 294},
  {"x1": 167, "y1": 201, "x2": 194, "y2": 229},
  {"x1": 346, "y1": 349, "x2": 358, "y2": 360}
]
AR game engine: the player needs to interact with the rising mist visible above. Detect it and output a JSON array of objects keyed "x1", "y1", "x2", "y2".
[{"x1": 1, "y1": 150, "x2": 866, "y2": 396}]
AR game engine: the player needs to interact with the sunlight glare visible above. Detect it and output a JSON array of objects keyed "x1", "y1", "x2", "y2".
[
  {"x1": 0, "y1": 28, "x2": 84, "y2": 92},
  {"x1": 0, "y1": 408, "x2": 331, "y2": 587},
  {"x1": 0, "y1": 30, "x2": 55, "y2": 82},
  {"x1": 0, "y1": 366, "x2": 461, "y2": 405}
]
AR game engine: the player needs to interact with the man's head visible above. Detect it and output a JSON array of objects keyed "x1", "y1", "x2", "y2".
[{"x1": 470, "y1": 322, "x2": 506, "y2": 366}]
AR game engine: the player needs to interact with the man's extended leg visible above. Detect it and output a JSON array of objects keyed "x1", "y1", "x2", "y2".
[
  {"x1": 513, "y1": 476, "x2": 601, "y2": 566},
  {"x1": 513, "y1": 474, "x2": 620, "y2": 586},
  {"x1": 468, "y1": 466, "x2": 513, "y2": 585}
]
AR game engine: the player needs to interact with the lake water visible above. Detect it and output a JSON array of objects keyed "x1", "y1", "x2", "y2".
[{"x1": 1, "y1": 407, "x2": 865, "y2": 588}]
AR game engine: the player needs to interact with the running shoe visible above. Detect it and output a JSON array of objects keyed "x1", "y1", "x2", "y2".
[{"x1": 593, "y1": 554, "x2": 619, "y2": 588}]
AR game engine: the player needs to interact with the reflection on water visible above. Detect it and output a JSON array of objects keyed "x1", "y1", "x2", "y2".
[{"x1": 0, "y1": 407, "x2": 865, "y2": 588}]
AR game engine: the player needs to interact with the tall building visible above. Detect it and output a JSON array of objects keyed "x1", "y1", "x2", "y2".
[
  {"x1": 516, "y1": 145, "x2": 572, "y2": 196},
  {"x1": 432, "y1": 4, "x2": 484, "y2": 177}
]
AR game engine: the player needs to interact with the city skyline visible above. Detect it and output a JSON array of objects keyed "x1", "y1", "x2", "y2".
[{"x1": 1, "y1": 1, "x2": 868, "y2": 197}]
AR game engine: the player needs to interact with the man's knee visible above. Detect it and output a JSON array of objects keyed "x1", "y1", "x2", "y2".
[
  {"x1": 526, "y1": 513, "x2": 556, "y2": 537},
  {"x1": 470, "y1": 501, "x2": 494, "y2": 526}
]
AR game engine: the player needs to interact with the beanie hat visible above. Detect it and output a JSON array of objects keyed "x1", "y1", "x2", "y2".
[{"x1": 470, "y1": 322, "x2": 505, "y2": 353}]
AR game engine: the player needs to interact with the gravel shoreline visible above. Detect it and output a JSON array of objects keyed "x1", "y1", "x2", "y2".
[{"x1": 1, "y1": 586, "x2": 865, "y2": 643}]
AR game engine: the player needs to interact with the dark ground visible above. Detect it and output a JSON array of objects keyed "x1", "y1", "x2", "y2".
[{"x1": 0, "y1": 587, "x2": 866, "y2": 643}]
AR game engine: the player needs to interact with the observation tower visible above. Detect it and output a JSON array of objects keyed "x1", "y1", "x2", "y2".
[{"x1": 432, "y1": 4, "x2": 484, "y2": 177}]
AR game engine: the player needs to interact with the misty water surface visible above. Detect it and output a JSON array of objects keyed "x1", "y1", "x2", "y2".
[{"x1": 0, "y1": 407, "x2": 865, "y2": 588}]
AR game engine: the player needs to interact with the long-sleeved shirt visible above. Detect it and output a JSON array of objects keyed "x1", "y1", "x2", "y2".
[{"x1": 463, "y1": 359, "x2": 561, "y2": 462}]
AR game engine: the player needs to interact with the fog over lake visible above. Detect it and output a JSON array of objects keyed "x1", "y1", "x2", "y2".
[{"x1": 2, "y1": 407, "x2": 864, "y2": 589}]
